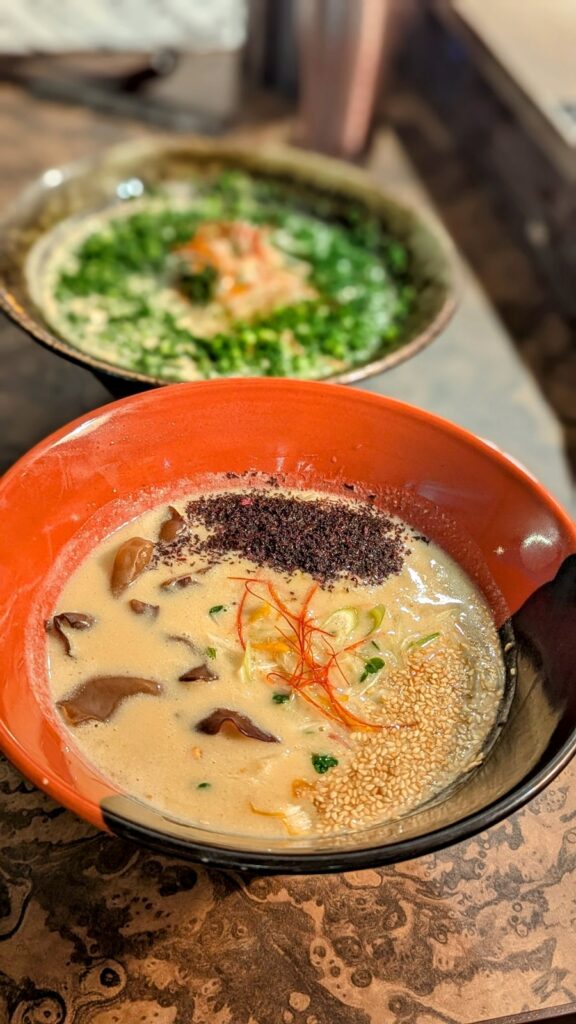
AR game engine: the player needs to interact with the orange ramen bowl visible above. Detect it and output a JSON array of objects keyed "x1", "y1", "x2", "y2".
[{"x1": 0, "y1": 380, "x2": 574, "y2": 872}]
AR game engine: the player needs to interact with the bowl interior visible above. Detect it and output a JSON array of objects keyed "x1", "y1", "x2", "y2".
[
  {"x1": 0, "y1": 380, "x2": 574, "y2": 871},
  {"x1": 0, "y1": 138, "x2": 455, "y2": 390}
]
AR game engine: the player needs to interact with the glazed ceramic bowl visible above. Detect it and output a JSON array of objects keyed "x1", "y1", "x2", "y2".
[
  {"x1": 0, "y1": 137, "x2": 455, "y2": 396},
  {"x1": 0, "y1": 380, "x2": 574, "y2": 872}
]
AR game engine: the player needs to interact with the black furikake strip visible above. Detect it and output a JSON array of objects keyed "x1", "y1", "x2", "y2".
[{"x1": 155, "y1": 491, "x2": 407, "y2": 586}]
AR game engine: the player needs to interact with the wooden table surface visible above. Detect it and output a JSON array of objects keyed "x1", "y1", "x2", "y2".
[{"x1": 0, "y1": 84, "x2": 574, "y2": 1024}]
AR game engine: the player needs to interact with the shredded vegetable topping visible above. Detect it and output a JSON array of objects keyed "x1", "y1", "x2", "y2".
[{"x1": 232, "y1": 575, "x2": 410, "y2": 733}]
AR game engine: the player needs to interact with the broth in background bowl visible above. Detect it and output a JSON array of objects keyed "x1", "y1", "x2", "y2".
[{"x1": 0, "y1": 380, "x2": 574, "y2": 872}]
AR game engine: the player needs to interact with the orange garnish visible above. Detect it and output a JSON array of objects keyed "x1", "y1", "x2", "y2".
[
  {"x1": 249, "y1": 604, "x2": 270, "y2": 623},
  {"x1": 232, "y1": 577, "x2": 389, "y2": 733},
  {"x1": 252, "y1": 639, "x2": 290, "y2": 655},
  {"x1": 291, "y1": 778, "x2": 314, "y2": 799},
  {"x1": 249, "y1": 801, "x2": 310, "y2": 836}
]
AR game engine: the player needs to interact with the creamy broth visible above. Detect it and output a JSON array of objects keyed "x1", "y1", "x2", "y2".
[{"x1": 46, "y1": 489, "x2": 507, "y2": 837}]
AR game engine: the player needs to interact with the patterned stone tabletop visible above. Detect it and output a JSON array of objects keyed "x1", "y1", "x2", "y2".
[
  {"x1": 1, "y1": 753, "x2": 575, "y2": 1024},
  {"x1": 0, "y1": 84, "x2": 574, "y2": 1023}
]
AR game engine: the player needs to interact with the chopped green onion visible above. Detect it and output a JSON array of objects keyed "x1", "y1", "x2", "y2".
[
  {"x1": 177, "y1": 264, "x2": 217, "y2": 304},
  {"x1": 205, "y1": 646, "x2": 217, "y2": 660},
  {"x1": 209, "y1": 604, "x2": 226, "y2": 617},
  {"x1": 367, "y1": 604, "x2": 385, "y2": 632},
  {"x1": 359, "y1": 656, "x2": 385, "y2": 683},
  {"x1": 52, "y1": 171, "x2": 417, "y2": 385},
  {"x1": 311, "y1": 753, "x2": 339, "y2": 774},
  {"x1": 324, "y1": 607, "x2": 359, "y2": 639},
  {"x1": 240, "y1": 643, "x2": 251, "y2": 682},
  {"x1": 197, "y1": 782, "x2": 211, "y2": 790},
  {"x1": 408, "y1": 632, "x2": 441, "y2": 649},
  {"x1": 272, "y1": 692, "x2": 291, "y2": 704}
]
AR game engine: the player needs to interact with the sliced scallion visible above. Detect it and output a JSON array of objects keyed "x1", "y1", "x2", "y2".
[
  {"x1": 324, "y1": 607, "x2": 359, "y2": 639},
  {"x1": 367, "y1": 604, "x2": 385, "y2": 633},
  {"x1": 408, "y1": 632, "x2": 440, "y2": 650}
]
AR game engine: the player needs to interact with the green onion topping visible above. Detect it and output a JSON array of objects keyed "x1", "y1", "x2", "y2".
[
  {"x1": 359, "y1": 656, "x2": 385, "y2": 683},
  {"x1": 368, "y1": 604, "x2": 386, "y2": 632},
  {"x1": 408, "y1": 632, "x2": 440, "y2": 649},
  {"x1": 311, "y1": 753, "x2": 339, "y2": 774}
]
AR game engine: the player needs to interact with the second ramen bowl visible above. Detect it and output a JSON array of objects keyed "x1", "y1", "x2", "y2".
[{"x1": 0, "y1": 137, "x2": 455, "y2": 394}]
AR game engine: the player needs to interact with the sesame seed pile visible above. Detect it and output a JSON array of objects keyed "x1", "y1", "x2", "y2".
[
  {"x1": 312, "y1": 644, "x2": 495, "y2": 832},
  {"x1": 166, "y1": 490, "x2": 408, "y2": 586}
]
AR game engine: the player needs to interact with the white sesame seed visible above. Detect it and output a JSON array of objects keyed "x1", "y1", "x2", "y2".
[{"x1": 311, "y1": 644, "x2": 503, "y2": 832}]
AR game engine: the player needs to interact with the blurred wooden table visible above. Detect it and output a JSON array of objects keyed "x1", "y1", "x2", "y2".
[
  {"x1": 0, "y1": 84, "x2": 574, "y2": 1024},
  {"x1": 449, "y1": 0, "x2": 576, "y2": 160}
]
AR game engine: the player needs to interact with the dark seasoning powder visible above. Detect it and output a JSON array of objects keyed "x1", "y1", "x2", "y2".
[{"x1": 153, "y1": 490, "x2": 409, "y2": 586}]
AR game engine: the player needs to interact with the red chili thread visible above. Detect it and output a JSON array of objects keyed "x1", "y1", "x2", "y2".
[{"x1": 231, "y1": 577, "x2": 390, "y2": 732}]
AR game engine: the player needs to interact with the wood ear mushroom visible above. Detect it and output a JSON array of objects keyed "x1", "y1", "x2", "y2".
[
  {"x1": 111, "y1": 538, "x2": 154, "y2": 597},
  {"x1": 195, "y1": 708, "x2": 279, "y2": 743}
]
